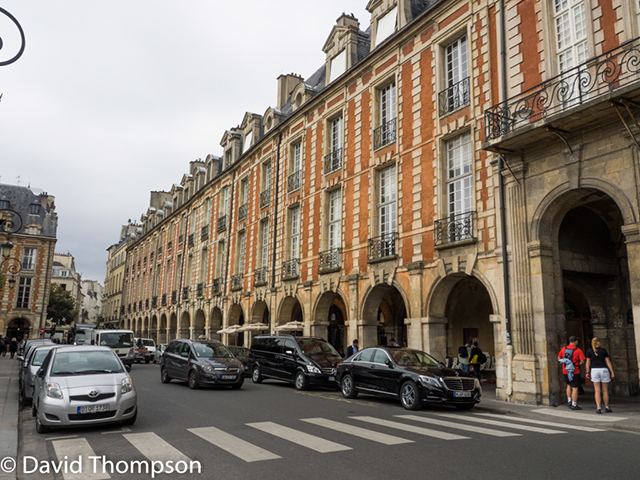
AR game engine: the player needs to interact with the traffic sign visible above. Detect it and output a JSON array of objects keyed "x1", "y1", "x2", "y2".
[{"x1": 39, "y1": 327, "x2": 45, "y2": 334}]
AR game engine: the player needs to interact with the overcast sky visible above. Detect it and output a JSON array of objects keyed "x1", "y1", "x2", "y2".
[{"x1": 1, "y1": 0, "x2": 370, "y2": 283}]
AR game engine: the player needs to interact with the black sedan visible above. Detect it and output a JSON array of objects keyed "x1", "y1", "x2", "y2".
[{"x1": 336, "y1": 347, "x2": 481, "y2": 410}]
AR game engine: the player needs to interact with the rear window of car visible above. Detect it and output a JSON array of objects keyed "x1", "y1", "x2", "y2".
[
  {"x1": 296, "y1": 338, "x2": 339, "y2": 356},
  {"x1": 142, "y1": 339, "x2": 155, "y2": 347},
  {"x1": 251, "y1": 337, "x2": 267, "y2": 352},
  {"x1": 51, "y1": 351, "x2": 123, "y2": 376}
]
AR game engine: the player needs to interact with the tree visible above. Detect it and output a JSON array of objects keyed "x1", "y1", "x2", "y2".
[{"x1": 47, "y1": 284, "x2": 77, "y2": 326}]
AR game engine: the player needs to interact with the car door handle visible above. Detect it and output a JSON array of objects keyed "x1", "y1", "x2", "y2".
[{"x1": 369, "y1": 365, "x2": 376, "y2": 369}]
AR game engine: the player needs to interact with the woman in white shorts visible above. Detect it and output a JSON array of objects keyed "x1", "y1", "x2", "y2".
[{"x1": 586, "y1": 337, "x2": 615, "y2": 414}]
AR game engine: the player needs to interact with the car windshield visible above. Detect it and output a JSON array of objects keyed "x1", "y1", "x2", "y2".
[
  {"x1": 296, "y1": 339, "x2": 339, "y2": 356},
  {"x1": 75, "y1": 333, "x2": 86, "y2": 344},
  {"x1": 193, "y1": 343, "x2": 233, "y2": 358},
  {"x1": 98, "y1": 332, "x2": 133, "y2": 348},
  {"x1": 389, "y1": 349, "x2": 441, "y2": 367},
  {"x1": 32, "y1": 349, "x2": 53, "y2": 366},
  {"x1": 142, "y1": 339, "x2": 155, "y2": 347},
  {"x1": 51, "y1": 351, "x2": 124, "y2": 376}
]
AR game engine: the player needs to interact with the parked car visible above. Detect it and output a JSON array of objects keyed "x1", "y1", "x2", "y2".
[
  {"x1": 136, "y1": 338, "x2": 157, "y2": 358},
  {"x1": 32, "y1": 345, "x2": 137, "y2": 433},
  {"x1": 19, "y1": 343, "x2": 56, "y2": 406},
  {"x1": 336, "y1": 346, "x2": 481, "y2": 410},
  {"x1": 160, "y1": 339, "x2": 244, "y2": 389},
  {"x1": 226, "y1": 346, "x2": 250, "y2": 376},
  {"x1": 153, "y1": 343, "x2": 167, "y2": 363},
  {"x1": 249, "y1": 335, "x2": 342, "y2": 390},
  {"x1": 17, "y1": 339, "x2": 53, "y2": 362}
]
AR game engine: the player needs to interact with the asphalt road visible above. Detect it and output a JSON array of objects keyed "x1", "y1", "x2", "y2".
[{"x1": 17, "y1": 362, "x2": 640, "y2": 480}]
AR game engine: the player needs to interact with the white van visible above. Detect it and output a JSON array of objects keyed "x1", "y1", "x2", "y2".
[{"x1": 90, "y1": 329, "x2": 135, "y2": 367}]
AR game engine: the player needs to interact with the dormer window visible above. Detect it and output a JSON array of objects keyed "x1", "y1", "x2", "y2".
[
  {"x1": 375, "y1": 6, "x2": 397, "y2": 46},
  {"x1": 243, "y1": 131, "x2": 253, "y2": 154},
  {"x1": 329, "y1": 50, "x2": 347, "y2": 83}
]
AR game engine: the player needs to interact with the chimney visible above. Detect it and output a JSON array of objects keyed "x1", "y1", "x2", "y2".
[
  {"x1": 336, "y1": 12, "x2": 359, "y2": 29},
  {"x1": 277, "y1": 73, "x2": 304, "y2": 109}
]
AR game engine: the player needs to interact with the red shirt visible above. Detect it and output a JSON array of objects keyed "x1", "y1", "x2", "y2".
[{"x1": 558, "y1": 346, "x2": 586, "y2": 375}]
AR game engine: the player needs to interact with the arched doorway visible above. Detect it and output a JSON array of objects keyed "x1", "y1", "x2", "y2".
[
  {"x1": 228, "y1": 304, "x2": 244, "y2": 346},
  {"x1": 313, "y1": 291, "x2": 347, "y2": 355},
  {"x1": 179, "y1": 312, "x2": 190, "y2": 338},
  {"x1": 277, "y1": 296, "x2": 304, "y2": 337},
  {"x1": 168, "y1": 313, "x2": 177, "y2": 341},
  {"x1": 210, "y1": 307, "x2": 223, "y2": 341},
  {"x1": 6, "y1": 317, "x2": 30, "y2": 342},
  {"x1": 248, "y1": 300, "x2": 269, "y2": 346},
  {"x1": 159, "y1": 314, "x2": 167, "y2": 344},
  {"x1": 142, "y1": 316, "x2": 149, "y2": 338},
  {"x1": 361, "y1": 284, "x2": 408, "y2": 348},
  {"x1": 135, "y1": 318, "x2": 142, "y2": 337},
  {"x1": 193, "y1": 309, "x2": 205, "y2": 339},
  {"x1": 150, "y1": 315, "x2": 158, "y2": 341}
]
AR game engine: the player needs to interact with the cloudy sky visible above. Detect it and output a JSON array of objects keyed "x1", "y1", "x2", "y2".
[{"x1": 0, "y1": 0, "x2": 370, "y2": 282}]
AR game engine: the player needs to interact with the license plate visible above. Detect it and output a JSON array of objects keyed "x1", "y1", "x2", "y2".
[
  {"x1": 78, "y1": 404, "x2": 109, "y2": 414},
  {"x1": 328, "y1": 376, "x2": 335, "y2": 382},
  {"x1": 453, "y1": 391, "x2": 472, "y2": 398},
  {"x1": 221, "y1": 375, "x2": 237, "y2": 380}
]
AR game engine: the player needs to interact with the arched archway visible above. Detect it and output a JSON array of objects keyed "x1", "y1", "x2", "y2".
[
  {"x1": 5, "y1": 317, "x2": 30, "y2": 342},
  {"x1": 142, "y1": 316, "x2": 150, "y2": 338},
  {"x1": 150, "y1": 315, "x2": 158, "y2": 342},
  {"x1": 168, "y1": 313, "x2": 177, "y2": 342},
  {"x1": 159, "y1": 314, "x2": 167, "y2": 344},
  {"x1": 228, "y1": 304, "x2": 245, "y2": 346},
  {"x1": 210, "y1": 307, "x2": 223, "y2": 341},
  {"x1": 251, "y1": 300, "x2": 269, "y2": 325},
  {"x1": 313, "y1": 291, "x2": 348, "y2": 354},
  {"x1": 179, "y1": 312, "x2": 190, "y2": 338},
  {"x1": 360, "y1": 284, "x2": 409, "y2": 348},
  {"x1": 135, "y1": 318, "x2": 142, "y2": 337},
  {"x1": 277, "y1": 296, "x2": 304, "y2": 327},
  {"x1": 193, "y1": 309, "x2": 205, "y2": 340}
]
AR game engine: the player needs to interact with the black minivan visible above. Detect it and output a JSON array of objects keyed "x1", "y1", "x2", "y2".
[{"x1": 249, "y1": 335, "x2": 342, "y2": 390}]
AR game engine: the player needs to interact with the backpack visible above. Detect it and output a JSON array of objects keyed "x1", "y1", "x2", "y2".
[
  {"x1": 458, "y1": 345, "x2": 468, "y2": 358},
  {"x1": 478, "y1": 352, "x2": 487, "y2": 364},
  {"x1": 564, "y1": 347, "x2": 575, "y2": 363}
]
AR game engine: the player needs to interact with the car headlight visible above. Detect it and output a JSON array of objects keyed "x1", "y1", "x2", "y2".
[
  {"x1": 121, "y1": 377, "x2": 134, "y2": 394},
  {"x1": 127, "y1": 349, "x2": 134, "y2": 359},
  {"x1": 306, "y1": 365, "x2": 321, "y2": 374},
  {"x1": 200, "y1": 364, "x2": 213, "y2": 373},
  {"x1": 237, "y1": 364, "x2": 245, "y2": 373},
  {"x1": 46, "y1": 383, "x2": 63, "y2": 399},
  {"x1": 419, "y1": 375, "x2": 443, "y2": 388}
]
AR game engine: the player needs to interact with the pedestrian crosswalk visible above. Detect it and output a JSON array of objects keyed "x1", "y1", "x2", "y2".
[{"x1": 46, "y1": 412, "x2": 607, "y2": 479}]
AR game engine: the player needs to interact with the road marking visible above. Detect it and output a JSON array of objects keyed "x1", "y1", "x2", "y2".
[
  {"x1": 532, "y1": 408, "x2": 627, "y2": 422},
  {"x1": 247, "y1": 421, "x2": 352, "y2": 453},
  {"x1": 396, "y1": 415, "x2": 521, "y2": 437},
  {"x1": 51, "y1": 438, "x2": 110, "y2": 480},
  {"x1": 438, "y1": 414, "x2": 566, "y2": 434},
  {"x1": 188, "y1": 426, "x2": 280, "y2": 463},
  {"x1": 350, "y1": 416, "x2": 469, "y2": 440},
  {"x1": 475, "y1": 414, "x2": 606, "y2": 432},
  {"x1": 46, "y1": 435, "x2": 78, "y2": 441},
  {"x1": 302, "y1": 418, "x2": 414, "y2": 445},
  {"x1": 124, "y1": 432, "x2": 191, "y2": 463}
]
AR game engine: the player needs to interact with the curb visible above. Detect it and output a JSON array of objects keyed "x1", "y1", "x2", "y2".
[{"x1": 0, "y1": 360, "x2": 18, "y2": 480}]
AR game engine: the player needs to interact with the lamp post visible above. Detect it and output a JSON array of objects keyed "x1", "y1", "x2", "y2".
[{"x1": 1, "y1": 239, "x2": 22, "y2": 289}]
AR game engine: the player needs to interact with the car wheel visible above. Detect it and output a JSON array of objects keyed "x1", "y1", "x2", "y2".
[
  {"x1": 341, "y1": 374, "x2": 358, "y2": 399},
  {"x1": 252, "y1": 366, "x2": 263, "y2": 384},
  {"x1": 160, "y1": 367, "x2": 171, "y2": 384},
  {"x1": 122, "y1": 408, "x2": 137, "y2": 426},
  {"x1": 188, "y1": 370, "x2": 199, "y2": 389},
  {"x1": 455, "y1": 403, "x2": 475, "y2": 411},
  {"x1": 400, "y1": 380, "x2": 422, "y2": 411},
  {"x1": 35, "y1": 409, "x2": 50, "y2": 434},
  {"x1": 294, "y1": 371, "x2": 308, "y2": 391}
]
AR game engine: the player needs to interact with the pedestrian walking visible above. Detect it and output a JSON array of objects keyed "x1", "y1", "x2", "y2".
[
  {"x1": 558, "y1": 335, "x2": 586, "y2": 410},
  {"x1": 458, "y1": 341, "x2": 472, "y2": 373},
  {"x1": 9, "y1": 337, "x2": 18, "y2": 359},
  {"x1": 586, "y1": 337, "x2": 615, "y2": 414},
  {"x1": 469, "y1": 342, "x2": 484, "y2": 380},
  {"x1": 345, "y1": 339, "x2": 359, "y2": 357},
  {"x1": 389, "y1": 338, "x2": 399, "y2": 347}
]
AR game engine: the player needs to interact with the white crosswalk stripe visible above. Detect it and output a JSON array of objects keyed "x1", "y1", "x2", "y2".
[
  {"x1": 396, "y1": 414, "x2": 522, "y2": 437},
  {"x1": 51, "y1": 437, "x2": 110, "y2": 480},
  {"x1": 475, "y1": 413, "x2": 606, "y2": 432},
  {"x1": 302, "y1": 417, "x2": 414, "y2": 445},
  {"x1": 350, "y1": 416, "x2": 469, "y2": 440},
  {"x1": 247, "y1": 421, "x2": 352, "y2": 453},
  {"x1": 188, "y1": 426, "x2": 281, "y2": 463},
  {"x1": 123, "y1": 432, "x2": 192, "y2": 463},
  {"x1": 437, "y1": 414, "x2": 566, "y2": 434}
]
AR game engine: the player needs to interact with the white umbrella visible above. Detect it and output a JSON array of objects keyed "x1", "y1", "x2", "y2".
[
  {"x1": 237, "y1": 322, "x2": 269, "y2": 332},
  {"x1": 274, "y1": 321, "x2": 304, "y2": 332},
  {"x1": 217, "y1": 325, "x2": 242, "y2": 335}
]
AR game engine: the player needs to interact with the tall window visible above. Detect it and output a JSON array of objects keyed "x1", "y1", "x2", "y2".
[
  {"x1": 263, "y1": 163, "x2": 272, "y2": 192},
  {"x1": 329, "y1": 50, "x2": 346, "y2": 83},
  {"x1": 216, "y1": 242, "x2": 225, "y2": 278},
  {"x1": 237, "y1": 231, "x2": 246, "y2": 273},
  {"x1": 379, "y1": 165, "x2": 397, "y2": 236},
  {"x1": 260, "y1": 220, "x2": 270, "y2": 270},
  {"x1": 375, "y1": 7, "x2": 398, "y2": 46},
  {"x1": 244, "y1": 130, "x2": 253, "y2": 153},
  {"x1": 220, "y1": 187, "x2": 229, "y2": 216},
  {"x1": 554, "y1": 0, "x2": 587, "y2": 73},
  {"x1": 174, "y1": 255, "x2": 182, "y2": 290},
  {"x1": 290, "y1": 207, "x2": 300, "y2": 260},
  {"x1": 205, "y1": 198, "x2": 211, "y2": 226},
  {"x1": 446, "y1": 132, "x2": 473, "y2": 217},
  {"x1": 186, "y1": 255, "x2": 193, "y2": 286},
  {"x1": 200, "y1": 248, "x2": 208, "y2": 283},
  {"x1": 292, "y1": 142, "x2": 302, "y2": 173},
  {"x1": 22, "y1": 248, "x2": 36, "y2": 270},
  {"x1": 240, "y1": 179, "x2": 249, "y2": 205},
  {"x1": 17, "y1": 277, "x2": 31, "y2": 308},
  {"x1": 441, "y1": 36, "x2": 469, "y2": 114},
  {"x1": 380, "y1": 83, "x2": 396, "y2": 126},
  {"x1": 328, "y1": 190, "x2": 342, "y2": 251}
]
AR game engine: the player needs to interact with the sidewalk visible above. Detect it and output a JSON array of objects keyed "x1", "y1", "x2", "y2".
[
  {"x1": 475, "y1": 382, "x2": 640, "y2": 433},
  {"x1": 0, "y1": 355, "x2": 19, "y2": 480}
]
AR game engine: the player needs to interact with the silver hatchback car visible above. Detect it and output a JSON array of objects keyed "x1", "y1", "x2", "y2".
[{"x1": 32, "y1": 345, "x2": 137, "y2": 433}]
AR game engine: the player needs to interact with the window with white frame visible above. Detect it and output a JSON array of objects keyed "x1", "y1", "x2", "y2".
[
  {"x1": 200, "y1": 248, "x2": 208, "y2": 283},
  {"x1": 375, "y1": 7, "x2": 398, "y2": 47},
  {"x1": 446, "y1": 132, "x2": 473, "y2": 218},
  {"x1": 554, "y1": 0, "x2": 588, "y2": 73},
  {"x1": 329, "y1": 50, "x2": 347, "y2": 83},
  {"x1": 260, "y1": 219, "x2": 269, "y2": 270},
  {"x1": 237, "y1": 231, "x2": 246, "y2": 273},
  {"x1": 328, "y1": 189, "x2": 342, "y2": 251},
  {"x1": 220, "y1": 187, "x2": 229, "y2": 216},
  {"x1": 443, "y1": 36, "x2": 469, "y2": 112},
  {"x1": 216, "y1": 242, "x2": 225, "y2": 278},
  {"x1": 263, "y1": 162, "x2": 272, "y2": 191},
  {"x1": 186, "y1": 255, "x2": 193, "y2": 285},
  {"x1": 326, "y1": 116, "x2": 343, "y2": 173},
  {"x1": 244, "y1": 131, "x2": 253, "y2": 153},
  {"x1": 375, "y1": 82, "x2": 397, "y2": 149},
  {"x1": 290, "y1": 206, "x2": 300, "y2": 260},
  {"x1": 17, "y1": 277, "x2": 31, "y2": 309},
  {"x1": 205, "y1": 198, "x2": 211, "y2": 226},
  {"x1": 174, "y1": 255, "x2": 182, "y2": 290},
  {"x1": 379, "y1": 165, "x2": 397, "y2": 236},
  {"x1": 292, "y1": 142, "x2": 302, "y2": 173},
  {"x1": 29, "y1": 204, "x2": 40, "y2": 215},
  {"x1": 22, "y1": 248, "x2": 36, "y2": 270}
]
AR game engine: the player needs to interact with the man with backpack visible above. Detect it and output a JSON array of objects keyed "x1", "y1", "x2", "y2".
[
  {"x1": 458, "y1": 341, "x2": 472, "y2": 373},
  {"x1": 558, "y1": 336, "x2": 586, "y2": 410}
]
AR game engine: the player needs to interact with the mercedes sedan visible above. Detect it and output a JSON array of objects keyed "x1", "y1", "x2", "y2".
[{"x1": 336, "y1": 346, "x2": 481, "y2": 410}]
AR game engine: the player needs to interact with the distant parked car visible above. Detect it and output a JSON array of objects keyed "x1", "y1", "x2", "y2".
[
  {"x1": 160, "y1": 339, "x2": 244, "y2": 389},
  {"x1": 19, "y1": 343, "x2": 57, "y2": 406},
  {"x1": 153, "y1": 343, "x2": 167, "y2": 363},
  {"x1": 227, "y1": 346, "x2": 250, "y2": 376},
  {"x1": 32, "y1": 345, "x2": 137, "y2": 433}
]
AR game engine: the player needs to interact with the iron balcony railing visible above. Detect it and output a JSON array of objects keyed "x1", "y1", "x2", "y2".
[
  {"x1": 485, "y1": 37, "x2": 640, "y2": 141},
  {"x1": 368, "y1": 232, "x2": 398, "y2": 262},
  {"x1": 254, "y1": 267, "x2": 268, "y2": 286},
  {"x1": 439, "y1": 77, "x2": 470, "y2": 116},
  {"x1": 182, "y1": 286, "x2": 189, "y2": 301},
  {"x1": 151, "y1": 296, "x2": 157, "y2": 308},
  {"x1": 260, "y1": 189, "x2": 270, "y2": 209},
  {"x1": 318, "y1": 248, "x2": 341, "y2": 273},
  {"x1": 188, "y1": 233, "x2": 194, "y2": 247},
  {"x1": 324, "y1": 148, "x2": 342, "y2": 174},
  {"x1": 197, "y1": 282, "x2": 204, "y2": 298},
  {"x1": 238, "y1": 203, "x2": 248, "y2": 221},
  {"x1": 287, "y1": 170, "x2": 301, "y2": 193},
  {"x1": 217, "y1": 215, "x2": 227, "y2": 233},
  {"x1": 434, "y1": 211, "x2": 476, "y2": 247},
  {"x1": 282, "y1": 259, "x2": 299, "y2": 280},
  {"x1": 161, "y1": 293, "x2": 167, "y2": 307},
  {"x1": 171, "y1": 290, "x2": 177, "y2": 304},
  {"x1": 373, "y1": 118, "x2": 396, "y2": 150},
  {"x1": 213, "y1": 278, "x2": 222, "y2": 296},
  {"x1": 230, "y1": 273, "x2": 243, "y2": 291},
  {"x1": 201, "y1": 225, "x2": 209, "y2": 241}
]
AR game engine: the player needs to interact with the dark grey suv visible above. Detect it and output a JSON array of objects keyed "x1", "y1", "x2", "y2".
[{"x1": 160, "y1": 339, "x2": 244, "y2": 389}]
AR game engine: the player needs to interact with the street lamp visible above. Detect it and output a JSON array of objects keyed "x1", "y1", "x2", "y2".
[{"x1": 1, "y1": 239, "x2": 22, "y2": 288}]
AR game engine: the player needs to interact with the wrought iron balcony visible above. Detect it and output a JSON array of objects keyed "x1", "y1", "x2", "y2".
[
  {"x1": 182, "y1": 286, "x2": 189, "y2": 301},
  {"x1": 217, "y1": 215, "x2": 227, "y2": 233},
  {"x1": 324, "y1": 148, "x2": 342, "y2": 174},
  {"x1": 438, "y1": 77, "x2": 470, "y2": 117},
  {"x1": 197, "y1": 282, "x2": 204, "y2": 298},
  {"x1": 212, "y1": 278, "x2": 222, "y2": 296},
  {"x1": 167, "y1": 241, "x2": 173, "y2": 252},
  {"x1": 201, "y1": 225, "x2": 209, "y2": 241},
  {"x1": 282, "y1": 259, "x2": 299, "y2": 280},
  {"x1": 260, "y1": 189, "x2": 270, "y2": 209},
  {"x1": 161, "y1": 293, "x2": 167, "y2": 307},
  {"x1": 254, "y1": 267, "x2": 268, "y2": 286},
  {"x1": 188, "y1": 233, "x2": 194, "y2": 247},
  {"x1": 434, "y1": 211, "x2": 475, "y2": 246},
  {"x1": 368, "y1": 232, "x2": 398, "y2": 262},
  {"x1": 373, "y1": 118, "x2": 396, "y2": 150},
  {"x1": 171, "y1": 290, "x2": 177, "y2": 304},
  {"x1": 485, "y1": 37, "x2": 640, "y2": 142},
  {"x1": 230, "y1": 273, "x2": 243, "y2": 291},
  {"x1": 151, "y1": 296, "x2": 157, "y2": 308},
  {"x1": 287, "y1": 170, "x2": 301, "y2": 192},
  {"x1": 318, "y1": 248, "x2": 341, "y2": 273},
  {"x1": 238, "y1": 203, "x2": 248, "y2": 221}
]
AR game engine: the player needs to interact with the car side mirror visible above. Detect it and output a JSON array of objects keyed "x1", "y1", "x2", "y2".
[
  {"x1": 17, "y1": 355, "x2": 24, "y2": 362},
  {"x1": 285, "y1": 350, "x2": 294, "y2": 356},
  {"x1": 36, "y1": 368, "x2": 45, "y2": 378},
  {"x1": 385, "y1": 359, "x2": 394, "y2": 368}
]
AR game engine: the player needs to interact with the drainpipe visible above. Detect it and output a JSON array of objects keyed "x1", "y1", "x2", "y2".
[
  {"x1": 499, "y1": 0, "x2": 514, "y2": 397},
  {"x1": 269, "y1": 133, "x2": 283, "y2": 333},
  {"x1": 224, "y1": 170, "x2": 236, "y2": 336}
]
